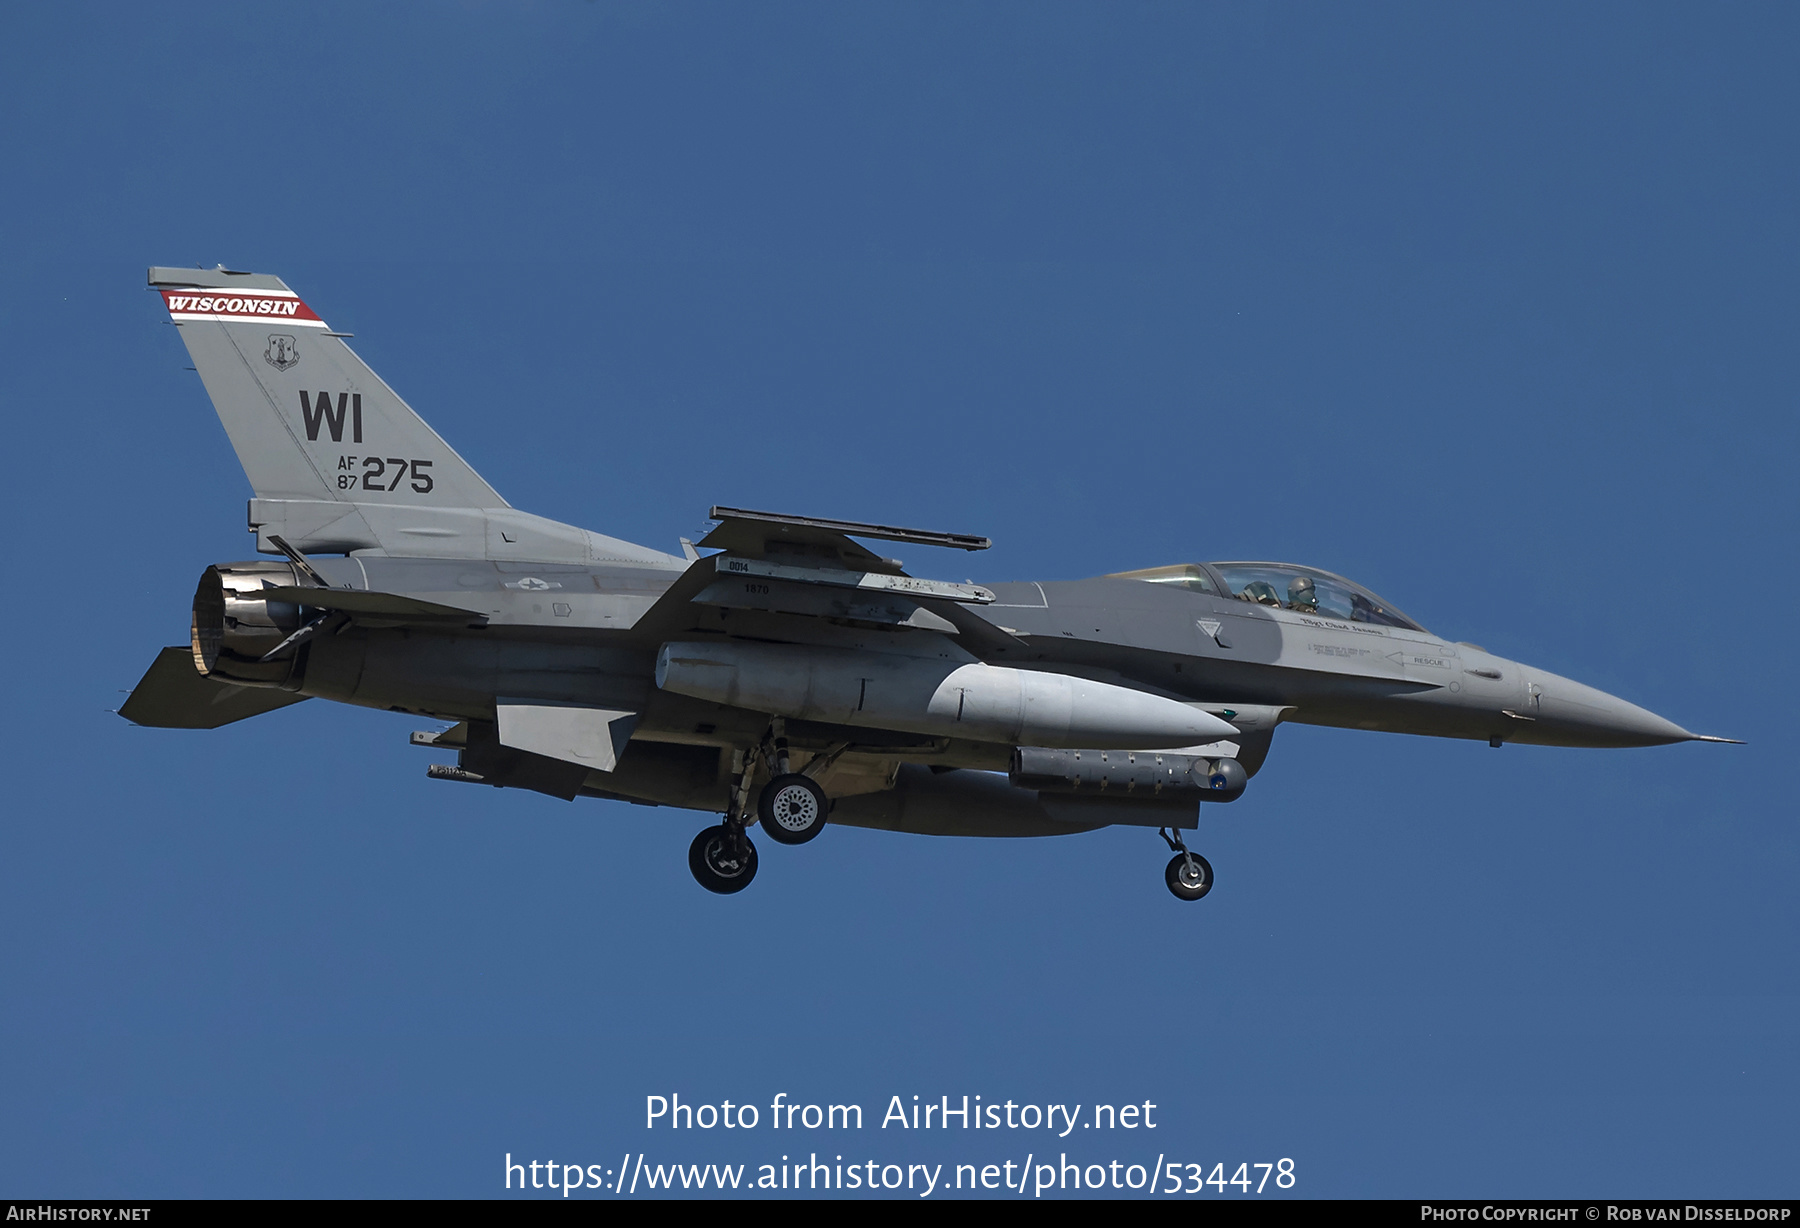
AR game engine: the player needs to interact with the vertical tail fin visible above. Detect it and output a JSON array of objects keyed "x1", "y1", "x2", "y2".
[
  {"x1": 151, "y1": 267, "x2": 504, "y2": 512},
  {"x1": 150, "y1": 267, "x2": 676, "y2": 567}
]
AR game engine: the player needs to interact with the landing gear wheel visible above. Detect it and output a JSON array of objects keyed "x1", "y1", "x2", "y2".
[
  {"x1": 689, "y1": 825, "x2": 759, "y2": 894},
  {"x1": 1165, "y1": 852, "x2": 1214, "y2": 901},
  {"x1": 757, "y1": 773, "x2": 829, "y2": 845}
]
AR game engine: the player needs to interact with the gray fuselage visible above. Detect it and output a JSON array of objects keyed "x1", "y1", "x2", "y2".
[{"x1": 269, "y1": 554, "x2": 1691, "y2": 767}]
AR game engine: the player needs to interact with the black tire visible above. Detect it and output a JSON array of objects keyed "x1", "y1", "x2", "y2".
[
  {"x1": 757, "y1": 773, "x2": 829, "y2": 846},
  {"x1": 1165, "y1": 852, "x2": 1214, "y2": 901},
  {"x1": 689, "y1": 825, "x2": 758, "y2": 894}
]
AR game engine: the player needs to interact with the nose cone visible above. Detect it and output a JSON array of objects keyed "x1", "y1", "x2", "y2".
[{"x1": 1521, "y1": 668, "x2": 1696, "y2": 748}]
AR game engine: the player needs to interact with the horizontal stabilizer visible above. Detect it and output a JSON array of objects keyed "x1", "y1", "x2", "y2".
[{"x1": 120, "y1": 647, "x2": 308, "y2": 729}]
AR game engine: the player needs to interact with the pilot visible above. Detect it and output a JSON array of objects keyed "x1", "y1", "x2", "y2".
[{"x1": 1287, "y1": 575, "x2": 1320, "y2": 613}]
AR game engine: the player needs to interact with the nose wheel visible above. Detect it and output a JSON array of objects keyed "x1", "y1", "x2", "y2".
[
  {"x1": 1159, "y1": 827, "x2": 1214, "y2": 902},
  {"x1": 1165, "y1": 851, "x2": 1214, "y2": 900}
]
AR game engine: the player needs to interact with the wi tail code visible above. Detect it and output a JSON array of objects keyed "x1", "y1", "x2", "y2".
[{"x1": 301, "y1": 391, "x2": 361, "y2": 443}]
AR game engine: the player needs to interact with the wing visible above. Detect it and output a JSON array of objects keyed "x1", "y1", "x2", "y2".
[{"x1": 634, "y1": 505, "x2": 1021, "y2": 656}]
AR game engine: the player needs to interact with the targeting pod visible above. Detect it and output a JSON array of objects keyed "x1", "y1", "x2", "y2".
[{"x1": 1010, "y1": 746, "x2": 1248, "y2": 803}]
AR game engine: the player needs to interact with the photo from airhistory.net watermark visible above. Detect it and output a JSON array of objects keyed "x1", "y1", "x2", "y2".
[{"x1": 501, "y1": 1090, "x2": 1299, "y2": 1197}]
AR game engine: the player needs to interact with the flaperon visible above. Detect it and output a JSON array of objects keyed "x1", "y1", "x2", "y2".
[{"x1": 123, "y1": 266, "x2": 1740, "y2": 899}]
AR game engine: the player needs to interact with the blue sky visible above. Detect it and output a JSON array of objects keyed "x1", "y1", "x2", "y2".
[{"x1": 1, "y1": 2, "x2": 1793, "y2": 1198}]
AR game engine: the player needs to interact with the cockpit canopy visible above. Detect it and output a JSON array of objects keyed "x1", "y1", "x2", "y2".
[{"x1": 1108, "y1": 561, "x2": 1427, "y2": 632}]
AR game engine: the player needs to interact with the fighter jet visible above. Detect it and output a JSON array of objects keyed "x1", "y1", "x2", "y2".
[{"x1": 122, "y1": 267, "x2": 1739, "y2": 899}]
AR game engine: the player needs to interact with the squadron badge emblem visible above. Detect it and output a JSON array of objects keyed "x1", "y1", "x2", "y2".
[{"x1": 264, "y1": 334, "x2": 299, "y2": 371}]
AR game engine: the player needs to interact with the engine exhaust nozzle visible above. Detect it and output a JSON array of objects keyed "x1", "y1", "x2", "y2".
[{"x1": 190, "y1": 562, "x2": 308, "y2": 689}]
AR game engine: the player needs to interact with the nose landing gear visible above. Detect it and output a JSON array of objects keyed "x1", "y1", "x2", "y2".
[{"x1": 1159, "y1": 826, "x2": 1214, "y2": 902}]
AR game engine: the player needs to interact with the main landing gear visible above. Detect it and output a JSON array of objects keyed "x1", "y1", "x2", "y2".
[
  {"x1": 1159, "y1": 827, "x2": 1214, "y2": 902},
  {"x1": 688, "y1": 721, "x2": 836, "y2": 894},
  {"x1": 689, "y1": 823, "x2": 759, "y2": 894},
  {"x1": 758, "y1": 773, "x2": 828, "y2": 845}
]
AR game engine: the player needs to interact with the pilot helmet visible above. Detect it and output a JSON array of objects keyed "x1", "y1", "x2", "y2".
[{"x1": 1287, "y1": 575, "x2": 1318, "y2": 608}]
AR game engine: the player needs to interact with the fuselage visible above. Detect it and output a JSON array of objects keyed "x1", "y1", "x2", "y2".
[
  {"x1": 984, "y1": 577, "x2": 1692, "y2": 750},
  {"x1": 219, "y1": 553, "x2": 1696, "y2": 762},
  {"x1": 141, "y1": 263, "x2": 1722, "y2": 890}
]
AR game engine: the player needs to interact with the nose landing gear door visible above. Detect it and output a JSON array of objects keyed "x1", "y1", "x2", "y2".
[{"x1": 1496, "y1": 670, "x2": 1541, "y2": 729}]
